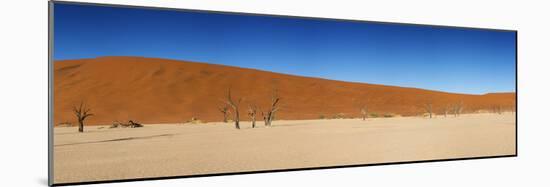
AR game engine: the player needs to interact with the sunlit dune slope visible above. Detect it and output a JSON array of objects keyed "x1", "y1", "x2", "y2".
[{"x1": 54, "y1": 56, "x2": 515, "y2": 125}]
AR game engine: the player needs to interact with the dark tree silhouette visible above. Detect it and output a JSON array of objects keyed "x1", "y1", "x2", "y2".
[
  {"x1": 422, "y1": 102, "x2": 434, "y2": 119},
  {"x1": 218, "y1": 104, "x2": 230, "y2": 123},
  {"x1": 492, "y1": 105, "x2": 502, "y2": 114},
  {"x1": 128, "y1": 120, "x2": 143, "y2": 128},
  {"x1": 263, "y1": 89, "x2": 281, "y2": 127},
  {"x1": 73, "y1": 101, "x2": 93, "y2": 133},
  {"x1": 248, "y1": 104, "x2": 258, "y2": 128},
  {"x1": 452, "y1": 101, "x2": 464, "y2": 117},
  {"x1": 223, "y1": 88, "x2": 242, "y2": 129}
]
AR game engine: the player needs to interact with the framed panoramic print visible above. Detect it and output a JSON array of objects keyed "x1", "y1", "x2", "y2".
[{"x1": 48, "y1": 1, "x2": 517, "y2": 186}]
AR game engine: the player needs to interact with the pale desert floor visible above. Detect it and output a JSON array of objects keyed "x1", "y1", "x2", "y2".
[{"x1": 53, "y1": 113, "x2": 516, "y2": 183}]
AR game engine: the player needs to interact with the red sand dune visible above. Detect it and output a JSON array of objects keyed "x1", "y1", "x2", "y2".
[{"x1": 53, "y1": 56, "x2": 516, "y2": 125}]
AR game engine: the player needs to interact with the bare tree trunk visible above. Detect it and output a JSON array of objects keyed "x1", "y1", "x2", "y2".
[
  {"x1": 263, "y1": 89, "x2": 281, "y2": 127},
  {"x1": 423, "y1": 103, "x2": 433, "y2": 119},
  {"x1": 444, "y1": 105, "x2": 449, "y2": 118},
  {"x1": 263, "y1": 112, "x2": 270, "y2": 126},
  {"x1": 354, "y1": 97, "x2": 370, "y2": 121},
  {"x1": 262, "y1": 112, "x2": 267, "y2": 126},
  {"x1": 452, "y1": 101, "x2": 464, "y2": 117},
  {"x1": 268, "y1": 115, "x2": 272, "y2": 126},
  {"x1": 494, "y1": 105, "x2": 502, "y2": 114},
  {"x1": 267, "y1": 113, "x2": 274, "y2": 126},
  {"x1": 234, "y1": 110, "x2": 240, "y2": 129},
  {"x1": 454, "y1": 107, "x2": 458, "y2": 117},
  {"x1": 269, "y1": 113, "x2": 275, "y2": 126},
  {"x1": 361, "y1": 107, "x2": 368, "y2": 121},
  {"x1": 78, "y1": 120, "x2": 84, "y2": 132},
  {"x1": 218, "y1": 105, "x2": 230, "y2": 123},
  {"x1": 248, "y1": 105, "x2": 258, "y2": 128},
  {"x1": 263, "y1": 111, "x2": 275, "y2": 126},
  {"x1": 73, "y1": 101, "x2": 93, "y2": 133},
  {"x1": 223, "y1": 88, "x2": 242, "y2": 129}
]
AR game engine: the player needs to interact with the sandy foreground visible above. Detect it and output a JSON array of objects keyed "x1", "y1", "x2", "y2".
[{"x1": 53, "y1": 113, "x2": 515, "y2": 183}]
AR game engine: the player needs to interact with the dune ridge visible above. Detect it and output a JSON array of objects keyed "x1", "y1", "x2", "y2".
[{"x1": 54, "y1": 56, "x2": 515, "y2": 125}]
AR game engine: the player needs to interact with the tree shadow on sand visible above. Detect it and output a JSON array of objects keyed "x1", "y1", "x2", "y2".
[{"x1": 54, "y1": 133, "x2": 175, "y2": 147}]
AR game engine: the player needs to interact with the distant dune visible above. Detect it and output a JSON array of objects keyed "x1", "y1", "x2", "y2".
[{"x1": 54, "y1": 56, "x2": 515, "y2": 125}]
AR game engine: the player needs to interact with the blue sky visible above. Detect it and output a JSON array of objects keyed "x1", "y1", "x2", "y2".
[{"x1": 53, "y1": 3, "x2": 516, "y2": 95}]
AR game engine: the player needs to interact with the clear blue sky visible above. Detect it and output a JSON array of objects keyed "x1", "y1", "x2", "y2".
[{"x1": 53, "y1": 3, "x2": 516, "y2": 95}]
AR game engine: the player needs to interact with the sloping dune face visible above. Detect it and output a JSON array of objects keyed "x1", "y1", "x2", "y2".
[{"x1": 54, "y1": 56, "x2": 515, "y2": 125}]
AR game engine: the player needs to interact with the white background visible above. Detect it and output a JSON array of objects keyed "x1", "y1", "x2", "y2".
[{"x1": 1, "y1": 0, "x2": 549, "y2": 186}]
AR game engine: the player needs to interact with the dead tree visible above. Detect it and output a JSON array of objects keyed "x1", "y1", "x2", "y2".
[
  {"x1": 73, "y1": 101, "x2": 93, "y2": 133},
  {"x1": 263, "y1": 89, "x2": 281, "y2": 127},
  {"x1": 452, "y1": 101, "x2": 464, "y2": 117},
  {"x1": 443, "y1": 105, "x2": 451, "y2": 118},
  {"x1": 127, "y1": 120, "x2": 143, "y2": 128},
  {"x1": 360, "y1": 107, "x2": 368, "y2": 120},
  {"x1": 353, "y1": 97, "x2": 370, "y2": 121},
  {"x1": 422, "y1": 102, "x2": 434, "y2": 119},
  {"x1": 248, "y1": 104, "x2": 258, "y2": 128},
  {"x1": 493, "y1": 105, "x2": 502, "y2": 114},
  {"x1": 357, "y1": 98, "x2": 370, "y2": 121},
  {"x1": 223, "y1": 88, "x2": 242, "y2": 129},
  {"x1": 218, "y1": 104, "x2": 230, "y2": 123}
]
